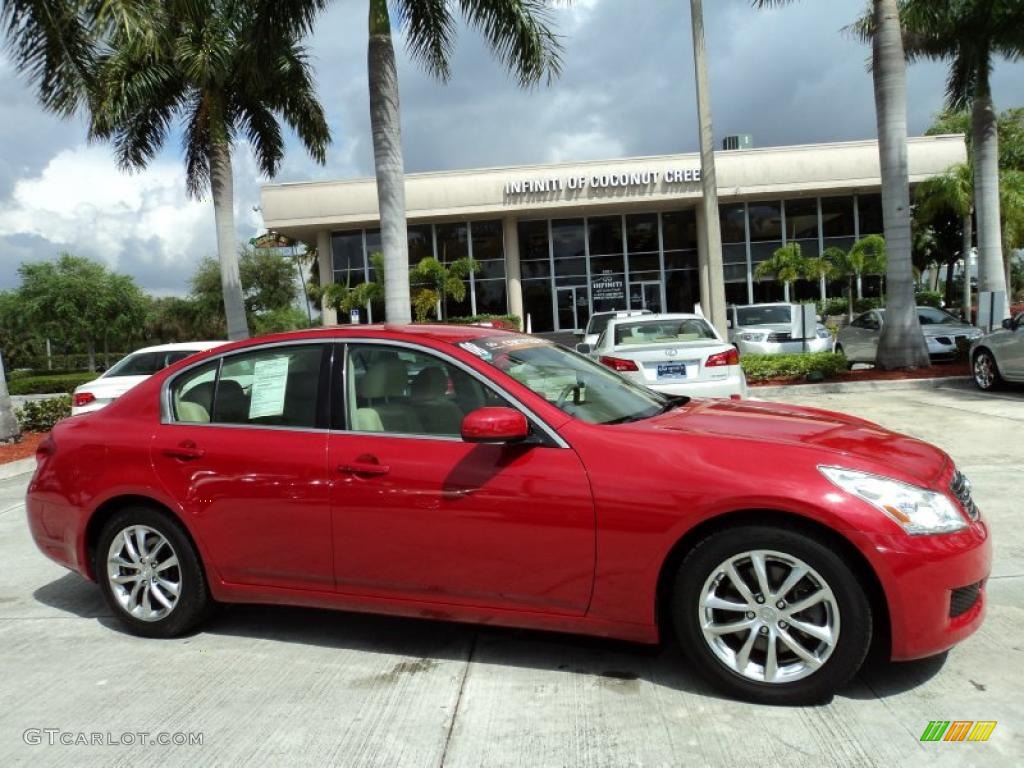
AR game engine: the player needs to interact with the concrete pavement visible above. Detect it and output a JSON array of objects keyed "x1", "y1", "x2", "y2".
[{"x1": 0, "y1": 381, "x2": 1021, "y2": 766}]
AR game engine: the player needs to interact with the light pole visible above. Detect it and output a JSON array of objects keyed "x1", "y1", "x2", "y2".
[{"x1": 689, "y1": 0, "x2": 728, "y2": 337}]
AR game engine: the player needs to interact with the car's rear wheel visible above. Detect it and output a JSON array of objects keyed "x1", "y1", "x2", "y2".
[
  {"x1": 972, "y1": 349, "x2": 1003, "y2": 391},
  {"x1": 96, "y1": 506, "x2": 211, "y2": 638},
  {"x1": 672, "y1": 525, "x2": 872, "y2": 704},
  {"x1": 834, "y1": 344, "x2": 854, "y2": 370}
]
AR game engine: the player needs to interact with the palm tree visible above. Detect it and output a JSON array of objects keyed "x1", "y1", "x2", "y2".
[
  {"x1": 1, "y1": 1, "x2": 331, "y2": 342},
  {"x1": 824, "y1": 235, "x2": 887, "y2": 321},
  {"x1": 898, "y1": 0, "x2": 1024, "y2": 320},
  {"x1": 366, "y1": 0, "x2": 564, "y2": 324},
  {"x1": 914, "y1": 162, "x2": 974, "y2": 319},
  {"x1": 409, "y1": 256, "x2": 479, "y2": 321},
  {"x1": 753, "y1": 243, "x2": 808, "y2": 300},
  {"x1": 756, "y1": 0, "x2": 928, "y2": 367},
  {"x1": 802, "y1": 255, "x2": 836, "y2": 302},
  {"x1": 0, "y1": 350, "x2": 19, "y2": 443}
]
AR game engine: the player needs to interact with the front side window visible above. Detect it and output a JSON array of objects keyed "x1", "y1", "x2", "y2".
[
  {"x1": 345, "y1": 344, "x2": 505, "y2": 437},
  {"x1": 458, "y1": 335, "x2": 671, "y2": 425},
  {"x1": 917, "y1": 307, "x2": 960, "y2": 326},
  {"x1": 735, "y1": 305, "x2": 791, "y2": 326},
  {"x1": 170, "y1": 345, "x2": 324, "y2": 428}
]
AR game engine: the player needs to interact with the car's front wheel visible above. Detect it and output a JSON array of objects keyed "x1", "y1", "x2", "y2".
[
  {"x1": 972, "y1": 349, "x2": 1003, "y2": 391},
  {"x1": 96, "y1": 506, "x2": 212, "y2": 638},
  {"x1": 672, "y1": 524, "x2": 872, "y2": 704}
]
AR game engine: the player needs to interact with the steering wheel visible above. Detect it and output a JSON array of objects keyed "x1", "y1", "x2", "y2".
[{"x1": 556, "y1": 382, "x2": 581, "y2": 408}]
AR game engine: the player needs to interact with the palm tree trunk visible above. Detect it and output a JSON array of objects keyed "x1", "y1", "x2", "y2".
[
  {"x1": 972, "y1": 76, "x2": 1009, "y2": 319},
  {"x1": 368, "y1": 0, "x2": 411, "y2": 324},
  {"x1": 872, "y1": 0, "x2": 929, "y2": 369},
  {"x1": 210, "y1": 142, "x2": 249, "y2": 340},
  {"x1": 0, "y1": 350, "x2": 20, "y2": 443},
  {"x1": 856, "y1": 275, "x2": 863, "y2": 299},
  {"x1": 689, "y1": 0, "x2": 727, "y2": 337},
  {"x1": 86, "y1": 339, "x2": 96, "y2": 372},
  {"x1": 819, "y1": 275, "x2": 826, "y2": 302},
  {"x1": 962, "y1": 212, "x2": 973, "y2": 321}
]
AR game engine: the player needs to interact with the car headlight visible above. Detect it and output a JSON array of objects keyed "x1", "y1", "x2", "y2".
[
  {"x1": 816, "y1": 328, "x2": 832, "y2": 339},
  {"x1": 739, "y1": 332, "x2": 768, "y2": 342},
  {"x1": 819, "y1": 466, "x2": 967, "y2": 535}
]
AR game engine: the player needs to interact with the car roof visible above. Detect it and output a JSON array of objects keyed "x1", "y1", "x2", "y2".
[
  {"x1": 591, "y1": 309, "x2": 651, "y2": 318},
  {"x1": 606, "y1": 313, "x2": 704, "y2": 326},
  {"x1": 129, "y1": 341, "x2": 227, "y2": 354}
]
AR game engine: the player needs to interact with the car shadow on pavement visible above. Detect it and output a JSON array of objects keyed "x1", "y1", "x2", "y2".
[{"x1": 34, "y1": 572, "x2": 951, "y2": 706}]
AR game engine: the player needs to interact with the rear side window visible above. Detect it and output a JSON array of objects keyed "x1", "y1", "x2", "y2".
[{"x1": 170, "y1": 345, "x2": 326, "y2": 428}]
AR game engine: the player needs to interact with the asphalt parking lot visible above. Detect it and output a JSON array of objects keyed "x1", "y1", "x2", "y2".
[{"x1": 0, "y1": 381, "x2": 1021, "y2": 767}]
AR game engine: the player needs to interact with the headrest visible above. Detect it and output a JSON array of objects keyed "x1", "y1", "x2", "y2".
[
  {"x1": 411, "y1": 366, "x2": 447, "y2": 399},
  {"x1": 360, "y1": 359, "x2": 408, "y2": 399}
]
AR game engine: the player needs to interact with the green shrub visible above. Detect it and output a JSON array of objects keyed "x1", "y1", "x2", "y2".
[
  {"x1": 7, "y1": 372, "x2": 96, "y2": 395},
  {"x1": 741, "y1": 352, "x2": 849, "y2": 383},
  {"x1": 914, "y1": 290, "x2": 944, "y2": 308},
  {"x1": 819, "y1": 297, "x2": 849, "y2": 317},
  {"x1": 444, "y1": 314, "x2": 522, "y2": 330},
  {"x1": 16, "y1": 396, "x2": 72, "y2": 432}
]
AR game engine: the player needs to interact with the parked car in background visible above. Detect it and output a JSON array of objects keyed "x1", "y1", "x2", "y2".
[
  {"x1": 581, "y1": 313, "x2": 747, "y2": 398},
  {"x1": 27, "y1": 324, "x2": 990, "y2": 704},
  {"x1": 71, "y1": 342, "x2": 225, "y2": 415},
  {"x1": 970, "y1": 312, "x2": 1024, "y2": 391},
  {"x1": 577, "y1": 309, "x2": 652, "y2": 349},
  {"x1": 727, "y1": 303, "x2": 832, "y2": 355},
  {"x1": 835, "y1": 307, "x2": 983, "y2": 365}
]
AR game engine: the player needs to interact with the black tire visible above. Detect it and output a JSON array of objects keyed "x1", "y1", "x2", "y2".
[
  {"x1": 672, "y1": 524, "x2": 872, "y2": 705},
  {"x1": 834, "y1": 344, "x2": 854, "y2": 370},
  {"x1": 95, "y1": 505, "x2": 212, "y2": 638},
  {"x1": 972, "y1": 349, "x2": 1003, "y2": 391}
]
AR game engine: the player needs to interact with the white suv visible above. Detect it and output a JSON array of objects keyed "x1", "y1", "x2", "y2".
[{"x1": 72, "y1": 342, "x2": 225, "y2": 415}]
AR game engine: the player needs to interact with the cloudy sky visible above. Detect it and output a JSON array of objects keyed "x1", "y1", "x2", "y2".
[{"x1": 2, "y1": 0, "x2": 1024, "y2": 295}]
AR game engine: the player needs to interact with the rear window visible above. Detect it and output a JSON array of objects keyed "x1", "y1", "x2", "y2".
[
  {"x1": 613, "y1": 319, "x2": 716, "y2": 346},
  {"x1": 103, "y1": 350, "x2": 196, "y2": 377},
  {"x1": 735, "y1": 305, "x2": 791, "y2": 325}
]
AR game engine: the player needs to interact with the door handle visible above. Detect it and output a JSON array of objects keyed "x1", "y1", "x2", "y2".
[
  {"x1": 338, "y1": 462, "x2": 390, "y2": 477},
  {"x1": 163, "y1": 440, "x2": 205, "y2": 461}
]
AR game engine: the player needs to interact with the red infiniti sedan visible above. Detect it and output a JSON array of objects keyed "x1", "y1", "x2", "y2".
[{"x1": 26, "y1": 325, "x2": 990, "y2": 704}]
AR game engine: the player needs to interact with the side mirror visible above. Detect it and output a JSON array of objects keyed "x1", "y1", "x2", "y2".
[
  {"x1": 726, "y1": 319, "x2": 733, "y2": 329},
  {"x1": 1002, "y1": 317, "x2": 1014, "y2": 330},
  {"x1": 461, "y1": 407, "x2": 530, "y2": 444},
  {"x1": 575, "y1": 342, "x2": 593, "y2": 354}
]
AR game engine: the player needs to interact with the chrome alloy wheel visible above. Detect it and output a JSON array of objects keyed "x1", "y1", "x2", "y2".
[
  {"x1": 974, "y1": 353, "x2": 995, "y2": 389},
  {"x1": 698, "y1": 550, "x2": 840, "y2": 684},
  {"x1": 106, "y1": 525, "x2": 182, "y2": 622}
]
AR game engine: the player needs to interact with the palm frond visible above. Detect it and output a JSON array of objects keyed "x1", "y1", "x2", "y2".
[
  {"x1": 455, "y1": 0, "x2": 564, "y2": 87},
  {"x1": 394, "y1": 0, "x2": 456, "y2": 82}
]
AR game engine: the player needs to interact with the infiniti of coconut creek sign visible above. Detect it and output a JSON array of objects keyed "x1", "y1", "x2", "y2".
[{"x1": 503, "y1": 167, "x2": 702, "y2": 199}]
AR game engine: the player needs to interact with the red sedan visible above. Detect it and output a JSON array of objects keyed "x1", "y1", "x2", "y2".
[{"x1": 26, "y1": 325, "x2": 990, "y2": 704}]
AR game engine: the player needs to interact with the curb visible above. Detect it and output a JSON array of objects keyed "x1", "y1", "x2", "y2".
[
  {"x1": 751, "y1": 375, "x2": 972, "y2": 397},
  {"x1": 0, "y1": 457, "x2": 36, "y2": 481}
]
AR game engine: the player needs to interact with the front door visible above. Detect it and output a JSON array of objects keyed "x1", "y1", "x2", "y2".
[
  {"x1": 629, "y1": 281, "x2": 663, "y2": 313},
  {"x1": 328, "y1": 342, "x2": 595, "y2": 614},
  {"x1": 151, "y1": 344, "x2": 334, "y2": 592},
  {"x1": 557, "y1": 286, "x2": 590, "y2": 333}
]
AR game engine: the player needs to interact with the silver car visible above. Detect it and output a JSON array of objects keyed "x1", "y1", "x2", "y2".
[
  {"x1": 727, "y1": 303, "x2": 832, "y2": 355},
  {"x1": 970, "y1": 312, "x2": 1024, "y2": 390},
  {"x1": 835, "y1": 306, "x2": 983, "y2": 365}
]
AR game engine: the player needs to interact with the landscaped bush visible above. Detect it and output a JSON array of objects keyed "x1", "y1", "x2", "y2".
[
  {"x1": 7, "y1": 372, "x2": 96, "y2": 395},
  {"x1": 819, "y1": 297, "x2": 849, "y2": 317},
  {"x1": 16, "y1": 396, "x2": 72, "y2": 432},
  {"x1": 741, "y1": 352, "x2": 849, "y2": 383},
  {"x1": 915, "y1": 290, "x2": 944, "y2": 308},
  {"x1": 445, "y1": 314, "x2": 522, "y2": 330}
]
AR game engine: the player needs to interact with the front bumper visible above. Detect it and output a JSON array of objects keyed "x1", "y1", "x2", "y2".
[
  {"x1": 925, "y1": 332, "x2": 981, "y2": 359},
  {"x1": 735, "y1": 336, "x2": 833, "y2": 355},
  {"x1": 852, "y1": 518, "x2": 991, "y2": 660}
]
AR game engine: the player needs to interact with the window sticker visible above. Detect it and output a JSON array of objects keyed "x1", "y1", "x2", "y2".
[{"x1": 248, "y1": 357, "x2": 290, "y2": 418}]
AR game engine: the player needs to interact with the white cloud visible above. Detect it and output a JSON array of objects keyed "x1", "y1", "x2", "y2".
[{"x1": 545, "y1": 129, "x2": 625, "y2": 164}]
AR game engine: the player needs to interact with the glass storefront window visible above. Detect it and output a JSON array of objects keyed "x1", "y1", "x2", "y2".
[
  {"x1": 724, "y1": 243, "x2": 748, "y2": 266},
  {"x1": 720, "y1": 204, "x2": 746, "y2": 244},
  {"x1": 750, "y1": 241, "x2": 782, "y2": 266},
  {"x1": 475, "y1": 279, "x2": 508, "y2": 316},
  {"x1": 662, "y1": 211, "x2": 697, "y2": 251},
  {"x1": 748, "y1": 201, "x2": 782, "y2": 242},
  {"x1": 408, "y1": 225, "x2": 434, "y2": 264},
  {"x1": 587, "y1": 216, "x2": 623, "y2": 255},
  {"x1": 666, "y1": 270, "x2": 699, "y2": 314},
  {"x1": 590, "y1": 254, "x2": 624, "y2": 274},
  {"x1": 518, "y1": 220, "x2": 549, "y2": 260},
  {"x1": 821, "y1": 196, "x2": 855, "y2": 238},
  {"x1": 626, "y1": 213, "x2": 659, "y2": 253},
  {"x1": 471, "y1": 220, "x2": 503, "y2": 261},
  {"x1": 552, "y1": 219, "x2": 586, "y2": 258},
  {"x1": 858, "y1": 193, "x2": 883, "y2": 236},
  {"x1": 784, "y1": 198, "x2": 818, "y2": 240},
  {"x1": 332, "y1": 231, "x2": 364, "y2": 274},
  {"x1": 664, "y1": 250, "x2": 697, "y2": 271},
  {"x1": 435, "y1": 223, "x2": 468, "y2": 264},
  {"x1": 523, "y1": 278, "x2": 553, "y2": 332}
]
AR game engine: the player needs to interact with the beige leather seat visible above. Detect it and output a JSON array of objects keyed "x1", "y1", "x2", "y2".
[
  {"x1": 356, "y1": 358, "x2": 423, "y2": 433},
  {"x1": 410, "y1": 366, "x2": 464, "y2": 436}
]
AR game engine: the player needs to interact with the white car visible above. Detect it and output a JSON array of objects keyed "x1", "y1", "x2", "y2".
[
  {"x1": 576, "y1": 309, "x2": 653, "y2": 349},
  {"x1": 970, "y1": 311, "x2": 1024, "y2": 390},
  {"x1": 727, "y1": 303, "x2": 832, "y2": 355},
  {"x1": 72, "y1": 341, "x2": 225, "y2": 415},
  {"x1": 582, "y1": 313, "x2": 747, "y2": 399}
]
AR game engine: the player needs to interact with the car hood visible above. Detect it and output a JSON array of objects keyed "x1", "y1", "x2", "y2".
[
  {"x1": 74, "y1": 374, "x2": 150, "y2": 399},
  {"x1": 735, "y1": 323, "x2": 826, "y2": 334},
  {"x1": 635, "y1": 398, "x2": 949, "y2": 485},
  {"x1": 920, "y1": 323, "x2": 976, "y2": 337}
]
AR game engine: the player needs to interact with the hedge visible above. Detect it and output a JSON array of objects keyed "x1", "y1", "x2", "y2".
[
  {"x1": 16, "y1": 396, "x2": 72, "y2": 432},
  {"x1": 741, "y1": 352, "x2": 849, "y2": 383},
  {"x1": 7, "y1": 372, "x2": 97, "y2": 395},
  {"x1": 444, "y1": 314, "x2": 522, "y2": 329}
]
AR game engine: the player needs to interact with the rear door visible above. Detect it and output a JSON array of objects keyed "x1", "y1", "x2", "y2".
[
  {"x1": 327, "y1": 341, "x2": 596, "y2": 614},
  {"x1": 151, "y1": 343, "x2": 334, "y2": 592}
]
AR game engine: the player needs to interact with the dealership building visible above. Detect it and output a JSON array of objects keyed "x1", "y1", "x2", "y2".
[{"x1": 260, "y1": 134, "x2": 965, "y2": 333}]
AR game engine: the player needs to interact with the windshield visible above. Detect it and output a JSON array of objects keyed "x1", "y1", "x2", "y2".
[
  {"x1": 103, "y1": 349, "x2": 196, "y2": 378},
  {"x1": 916, "y1": 307, "x2": 962, "y2": 326},
  {"x1": 735, "y1": 305, "x2": 791, "y2": 325},
  {"x1": 458, "y1": 335, "x2": 677, "y2": 425},
  {"x1": 614, "y1": 318, "x2": 716, "y2": 346}
]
